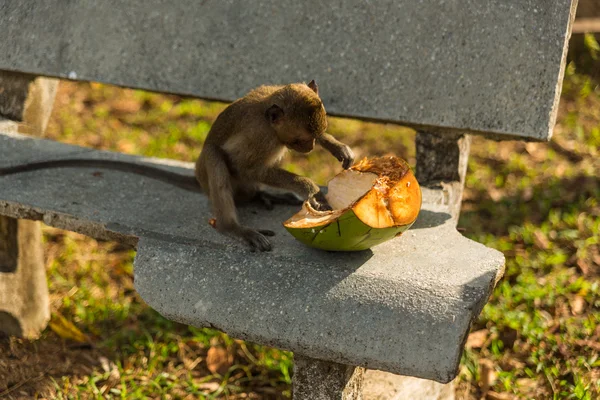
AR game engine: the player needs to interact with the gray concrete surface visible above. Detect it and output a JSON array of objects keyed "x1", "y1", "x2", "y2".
[
  {"x1": 293, "y1": 355, "x2": 364, "y2": 400},
  {"x1": 0, "y1": 0, "x2": 576, "y2": 140},
  {"x1": 0, "y1": 131, "x2": 505, "y2": 382}
]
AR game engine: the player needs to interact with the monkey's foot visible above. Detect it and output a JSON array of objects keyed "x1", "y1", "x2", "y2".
[
  {"x1": 256, "y1": 191, "x2": 303, "y2": 210},
  {"x1": 241, "y1": 228, "x2": 273, "y2": 252}
]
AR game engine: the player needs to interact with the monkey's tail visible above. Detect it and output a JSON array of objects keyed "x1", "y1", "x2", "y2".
[{"x1": 0, "y1": 158, "x2": 202, "y2": 193}]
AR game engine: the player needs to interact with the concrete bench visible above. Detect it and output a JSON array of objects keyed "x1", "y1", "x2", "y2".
[{"x1": 0, "y1": 1, "x2": 577, "y2": 399}]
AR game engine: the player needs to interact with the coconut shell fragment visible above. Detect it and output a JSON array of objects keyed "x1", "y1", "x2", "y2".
[{"x1": 284, "y1": 156, "x2": 421, "y2": 251}]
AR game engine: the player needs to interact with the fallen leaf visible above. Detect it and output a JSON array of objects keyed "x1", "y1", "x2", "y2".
[
  {"x1": 533, "y1": 230, "x2": 550, "y2": 250},
  {"x1": 489, "y1": 187, "x2": 503, "y2": 202},
  {"x1": 198, "y1": 381, "x2": 221, "y2": 392},
  {"x1": 206, "y1": 346, "x2": 233, "y2": 376},
  {"x1": 593, "y1": 250, "x2": 600, "y2": 267},
  {"x1": 570, "y1": 296, "x2": 586, "y2": 315},
  {"x1": 112, "y1": 99, "x2": 141, "y2": 114},
  {"x1": 117, "y1": 139, "x2": 136, "y2": 153},
  {"x1": 48, "y1": 312, "x2": 89, "y2": 343},
  {"x1": 99, "y1": 356, "x2": 118, "y2": 374},
  {"x1": 574, "y1": 339, "x2": 600, "y2": 351},
  {"x1": 99, "y1": 356, "x2": 120, "y2": 389},
  {"x1": 516, "y1": 377, "x2": 537, "y2": 390},
  {"x1": 479, "y1": 358, "x2": 497, "y2": 394},
  {"x1": 208, "y1": 218, "x2": 217, "y2": 229},
  {"x1": 466, "y1": 329, "x2": 489, "y2": 349},
  {"x1": 498, "y1": 357, "x2": 525, "y2": 372},
  {"x1": 486, "y1": 390, "x2": 515, "y2": 400},
  {"x1": 522, "y1": 186, "x2": 534, "y2": 202},
  {"x1": 577, "y1": 258, "x2": 591, "y2": 275}
]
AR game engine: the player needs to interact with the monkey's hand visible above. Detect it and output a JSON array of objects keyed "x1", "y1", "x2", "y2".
[
  {"x1": 318, "y1": 134, "x2": 355, "y2": 169},
  {"x1": 337, "y1": 144, "x2": 355, "y2": 170},
  {"x1": 309, "y1": 191, "x2": 333, "y2": 211}
]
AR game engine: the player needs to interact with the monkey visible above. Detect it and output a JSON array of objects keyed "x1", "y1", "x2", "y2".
[
  {"x1": 0, "y1": 80, "x2": 354, "y2": 252},
  {"x1": 195, "y1": 80, "x2": 354, "y2": 251}
]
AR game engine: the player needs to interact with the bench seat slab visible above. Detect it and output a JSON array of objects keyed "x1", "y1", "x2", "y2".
[{"x1": 0, "y1": 132, "x2": 504, "y2": 383}]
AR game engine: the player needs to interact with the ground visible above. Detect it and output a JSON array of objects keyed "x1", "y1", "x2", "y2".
[{"x1": 0, "y1": 64, "x2": 598, "y2": 399}]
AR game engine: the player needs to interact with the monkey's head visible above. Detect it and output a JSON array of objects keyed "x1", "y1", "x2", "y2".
[{"x1": 266, "y1": 80, "x2": 328, "y2": 153}]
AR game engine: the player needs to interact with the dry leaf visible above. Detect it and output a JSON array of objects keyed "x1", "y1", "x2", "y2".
[
  {"x1": 533, "y1": 230, "x2": 550, "y2": 250},
  {"x1": 48, "y1": 312, "x2": 89, "y2": 343},
  {"x1": 521, "y1": 186, "x2": 534, "y2": 202},
  {"x1": 112, "y1": 99, "x2": 141, "y2": 114},
  {"x1": 198, "y1": 381, "x2": 221, "y2": 392},
  {"x1": 499, "y1": 357, "x2": 525, "y2": 371},
  {"x1": 479, "y1": 358, "x2": 497, "y2": 394},
  {"x1": 489, "y1": 187, "x2": 503, "y2": 202},
  {"x1": 466, "y1": 329, "x2": 489, "y2": 349},
  {"x1": 570, "y1": 296, "x2": 586, "y2": 315},
  {"x1": 99, "y1": 356, "x2": 120, "y2": 386},
  {"x1": 486, "y1": 390, "x2": 515, "y2": 400},
  {"x1": 592, "y1": 250, "x2": 600, "y2": 267},
  {"x1": 208, "y1": 218, "x2": 217, "y2": 229},
  {"x1": 574, "y1": 339, "x2": 600, "y2": 351},
  {"x1": 206, "y1": 346, "x2": 233, "y2": 376},
  {"x1": 577, "y1": 258, "x2": 591, "y2": 275}
]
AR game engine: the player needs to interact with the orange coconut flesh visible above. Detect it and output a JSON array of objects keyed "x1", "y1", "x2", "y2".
[{"x1": 284, "y1": 156, "x2": 421, "y2": 229}]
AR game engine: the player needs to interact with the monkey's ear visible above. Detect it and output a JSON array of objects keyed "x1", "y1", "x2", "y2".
[
  {"x1": 266, "y1": 104, "x2": 284, "y2": 124},
  {"x1": 307, "y1": 80, "x2": 319, "y2": 95}
]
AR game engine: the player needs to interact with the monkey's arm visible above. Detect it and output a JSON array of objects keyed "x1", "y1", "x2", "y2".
[
  {"x1": 199, "y1": 144, "x2": 274, "y2": 252},
  {"x1": 256, "y1": 167, "x2": 331, "y2": 211},
  {"x1": 317, "y1": 133, "x2": 355, "y2": 169}
]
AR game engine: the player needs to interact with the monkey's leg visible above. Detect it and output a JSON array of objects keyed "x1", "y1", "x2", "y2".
[
  {"x1": 318, "y1": 133, "x2": 355, "y2": 169},
  {"x1": 202, "y1": 145, "x2": 273, "y2": 252},
  {"x1": 257, "y1": 168, "x2": 332, "y2": 211}
]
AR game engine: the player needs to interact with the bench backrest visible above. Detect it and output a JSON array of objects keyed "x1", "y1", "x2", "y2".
[{"x1": 0, "y1": 0, "x2": 576, "y2": 140}]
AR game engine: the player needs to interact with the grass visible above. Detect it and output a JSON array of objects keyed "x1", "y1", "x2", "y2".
[{"x1": 0, "y1": 65, "x2": 598, "y2": 399}]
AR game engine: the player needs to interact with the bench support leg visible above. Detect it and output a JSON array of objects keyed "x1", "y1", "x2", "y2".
[
  {"x1": 416, "y1": 130, "x2": 471, "y2": 221},
  {"x1": 292, "y1": 355, "x2": 365, "y2": 400},
  {"x1": 0, "y1": 71, "x2": 58, "y2": 338},
  {"x1": 0, "y1": 218, "x2": 49, "y2": 337}
]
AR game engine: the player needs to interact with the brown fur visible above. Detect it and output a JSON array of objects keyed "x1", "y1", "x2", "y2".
[{"x1": 195, "y1": 81, "x2": 354, "y2": 251}]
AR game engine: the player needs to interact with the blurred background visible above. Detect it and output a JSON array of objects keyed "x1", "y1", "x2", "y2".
[{"x1": 0, "y1": 4, "x2": 599, "y2": 400}]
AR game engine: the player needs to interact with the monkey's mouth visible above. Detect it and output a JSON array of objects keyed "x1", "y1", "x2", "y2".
[{"x1": 283, "y1": 156, "x2": 422, "y2": 251}]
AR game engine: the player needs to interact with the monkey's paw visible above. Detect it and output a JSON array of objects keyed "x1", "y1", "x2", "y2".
[
  {"x1": 338, "y1": 145, "x2": 355, "y2": 169},
  {"x1": 309, "y1": 191, "x2": 333, "y2": 212},
  {"x1": 241, "y1": 228, "x2": 274, "y2": 252}
]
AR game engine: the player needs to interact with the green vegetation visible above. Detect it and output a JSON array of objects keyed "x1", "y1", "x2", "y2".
[{"x1": 0, "y1": 67, "x2": 598, "y2": 399}]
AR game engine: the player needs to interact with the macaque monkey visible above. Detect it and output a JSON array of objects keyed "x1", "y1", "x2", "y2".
[
  {"x1": 0, "y1": 81, "x2": 354, "y2": 251},
  {"x1": 195, "y1": 80, "x2": 354, "y2": 251}
]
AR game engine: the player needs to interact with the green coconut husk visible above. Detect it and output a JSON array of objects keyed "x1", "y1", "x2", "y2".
[{"x1": 284, "y1": 156, "x2": 422, "y2": 251}]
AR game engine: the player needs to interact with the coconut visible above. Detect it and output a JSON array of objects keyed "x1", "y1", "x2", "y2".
[{"x1": 283, "y1": 156, "x2": 421, "y2": 251}]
